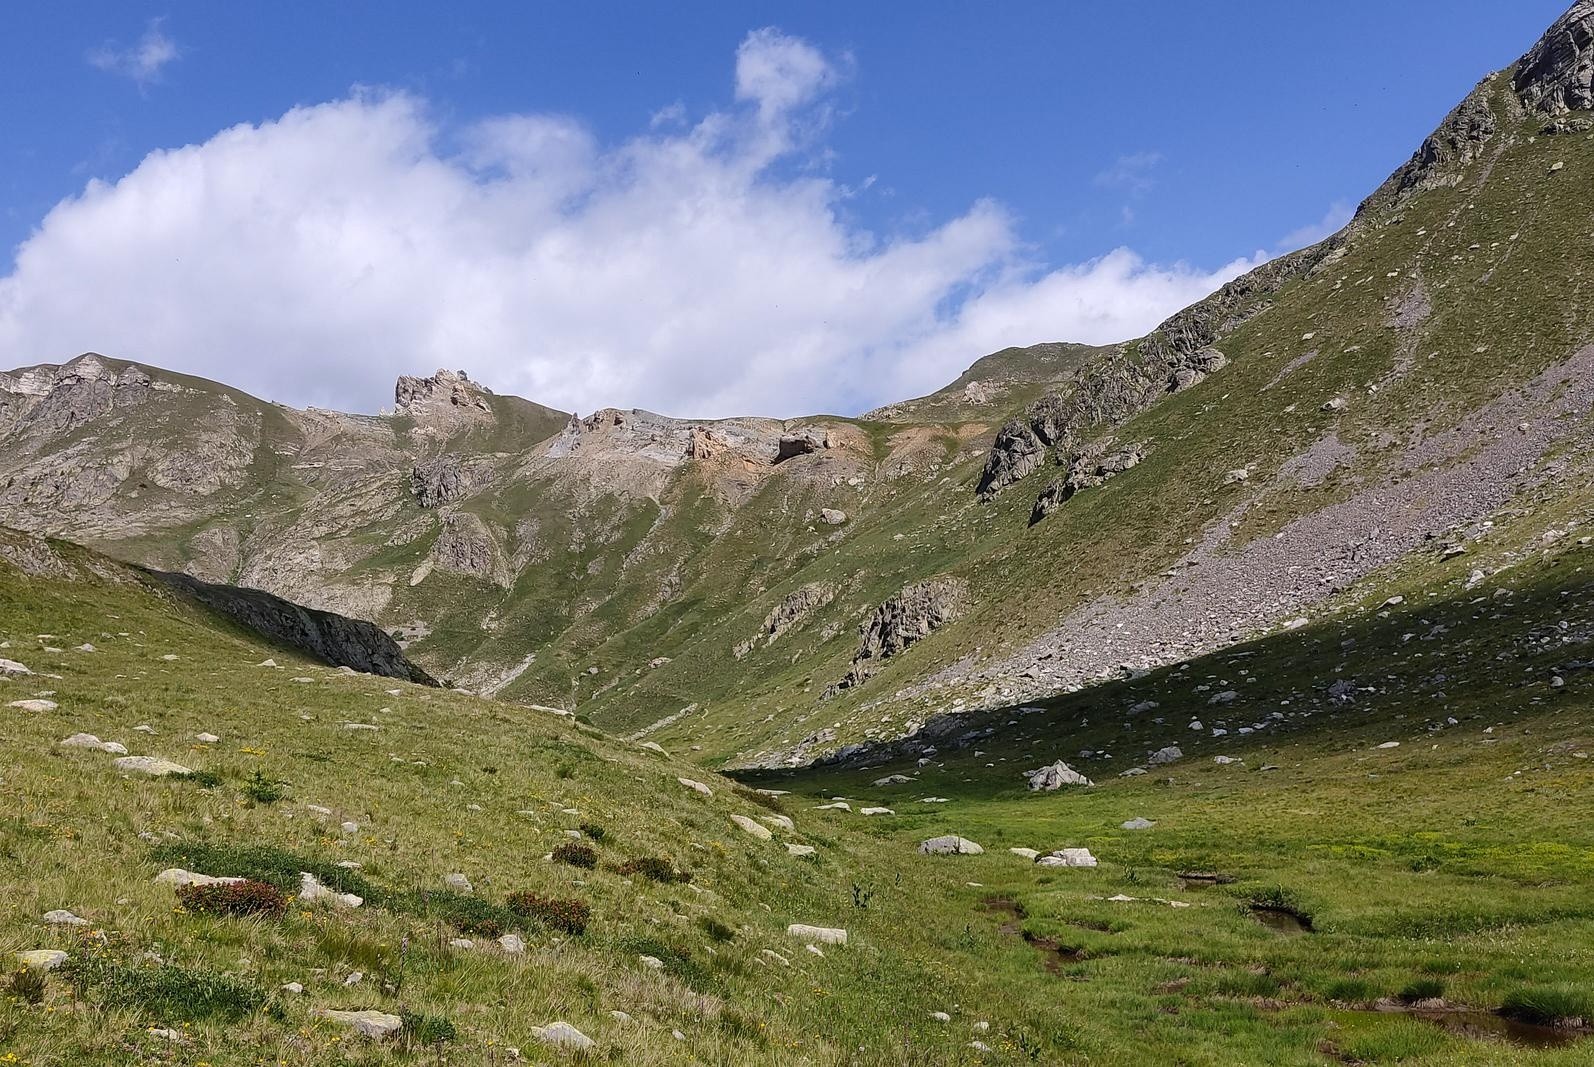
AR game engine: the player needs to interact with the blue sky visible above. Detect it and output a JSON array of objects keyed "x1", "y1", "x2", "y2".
[{"x1": 0, "y1": 2, "x2": 1571, "y2": 417}]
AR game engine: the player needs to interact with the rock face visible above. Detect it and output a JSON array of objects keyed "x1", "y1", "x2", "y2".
[
  {"x1": 829, "y1": 577, "x2": 970, "y2": 694},
  {"x1": 735, "y1": 582, "x2": 835, "y2": 658},
  {"x1": 1036, "y1": 847, "x2": 1097, "y2": 868},
  {"x1": 144, "y1": 570, "x2": 436, "y2": 685},
  {"x1": 430, "y1": 512, "x2": 509, "y2": 587},
  {"x1": 1030, "y1": 445, "x2": 1145, "y2": 524},
  {"x1": 410, "y1": 453, "x2": 489, "y2": 508},
  {"x1": 1025, "y1": 761, "x2": 1093, "y2": 791},
  {"x1": 1514, "y1": 1, "x2": 1594, "y2": 116},
  {"x1": 776, "y1": 431, "x2": 825, "y2": 462}
]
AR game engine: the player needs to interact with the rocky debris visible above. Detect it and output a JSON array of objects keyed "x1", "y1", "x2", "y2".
[
  {"x1": 530, "y1": 1021, "x2": 595, "y2": 1051},
  {"x1": 1008, "y1": 847, "x2": 1040, "y2": 860},
  {"x1": 1147, "y1": 746, "x2": 1183, "y2": 766},
  {"x1": 829, "y1": 577, "x2": 970, "y2": 694},
  {"x1": 776, "y1": 431, "x2": 826, "y2": 462},
  {"x1": 114, "y1": 755, "x2": 192, "y2": 777},
  {"x1": 155, "y1": 869, "x2": 242, "y2": 888},
  {"x1": 859, "y1": 807, "x2": 895, "y2": 816},
  {"x1": 298, "y1": 873, "x2": 363, "y2": 908},
  {"x1": 678, "y1": 777, "x2": 713, "y2": 796},
  {"x1": 1036, "y1": 847, "x2": 1097, "y2": 868},
  {"x1": 498, "y1": 934, "x2": 526, "y2": 954},
  {"x1": 1025, "y1": 760, "x2": 1093, "y2": 791},
  {"x1": 819, "y1": 508, "x2": 848, "y2": 526},
  {"x1": 787, "y1": 924, "x2": 847, "y2": 945},
  {"x1": 1030, "y1": 445, "x2": 1146, "y2": 524},
  {"x1": 318, "y1": 1009, "x2": 403, "y2": 1040},
  {"x1": 431, "y1": 511, "x2": 510, "y2": 587},
  {"x1": 9, "y1": 699, "x2": 57, "y2": 712},
  {"x1": 1514, "y1": 1, "x2": 1594, "y2": 116},
  {"x1": 785, "y1": 843, "x2": 816, "y2": 857},
  {"x1": 410, "y1": 453, "x2": 491, "y2": 508},
  {"x1": 735, "y1": 582, "x2": 835, "y2": 658},
  {"x1": 17, "y1": 949, "x2": 68, "y2": 971},
  {"x1": 0, "y1": 658, "x2": 31, "y2": 674},
  {"x1": 42, "y1": 909, "x2": 88, "y2": 926},
  {"x1": 60, "y1": 733, "x2": 127, "y2": 755},
  {"x1": 1120, "y1": 818, "x2": 1156, "y2": 831},
  {"x1": 919, "y1": 835, "x2": 983, "y2": 855},
  {"x1": 144, "y1": 570, "x2": 436, "y2": 685},
  {"x1": 729, "y1": 814, "x2": 773, "y2": 840}
]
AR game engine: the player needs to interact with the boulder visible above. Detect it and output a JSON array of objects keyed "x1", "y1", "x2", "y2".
[
  {"x1": 787, "y1": 924, "x2": 847, "y2": 945},
  {"x1": 1025, "y1": 760, "x2": 1093, "y2": 791},
  {"x1": 154, "y1": 868, "x2": 243, "y2": 888},
  {"x1": 60, "y1": 733, "x2": 126, "y2": 754},
  {"x1": 318, "y1": 1009, "x2": 403, "y2": 1040},
  {"x1": 785, "y1": 843, "x2": 816, "y2": 857},
  {"x1": 729, "y1": 814, "x2": 772, "y2": 840},
  {"x1": 872, "y1": 773, "x2": 913, "y2": 786},
  {"x1": 9, "y1": 699, "x2": 57, "y2": 712},
  {"x1": 113, "y1": 755, "x2": 192, "y2": 777},
  {"x1": 1008, "y1": 847, "x2": 1040, "y2": 860},
  {"x1": 762, "y1": 814, "x2": 795, "y2": 831},
  {"x1": 1036, "y1": 847, "x2": 1097, "y2": 868},
  {"x1": 1120, "y1": 818, "x2": 1156, "y2": 831},
  {"x1": 919, "y1": 835, "x2": 983, "y2": 855},
  {"x1": 678, "y1": 777, "x2": 713, "y2": 797},
  {"x1": 17, "y1": 949, "x2": 67, "y2": 971},
  {"x1": 819, "y1": 508, "x2": 848, "y2": 526},
  {"x1": 42, "y1": 909, "x2": 88, "y2": 926},
  {"x1": 859, "y1": 807, "x2": 895, "y2": 816},
  {"x1": 0, "y1": 658, "x2": 32, "y2": 675},
  {"x1": 531, "y1": 1022, "x2": 595, "y2": 1051},
  {"x1": 444, "y1": 872, "x2": 473, "y2": 894},
  {"x1": 1147, "y1": 746, "x2": 1183, "y2": 766},
  {"x1": 298, "y1": 872, "x2": 363, "y2": 908}
]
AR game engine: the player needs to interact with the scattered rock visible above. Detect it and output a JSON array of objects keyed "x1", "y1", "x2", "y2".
[
  {"x1": 1120, "y1": 818, "x2": 1155, "y2": 831},
  {"x1": 42, "y1": 909, "x2": 88, "y2": 927},
  {"x1": 819, "y1": 508, "x2": 848, "y2": 526},
  {"x1": 9, "y1": 699, "x2": 57, "y2": 712},
  {"x1": 16, "y1": 949, "x2": 67, "y2": 971},
  {"x1": 444, "y1": 872, "x2": 473, "y2": 894},
  {"x1": 1147, "y1": 746, "x2": 1183, "y2": 766},
  {"x1": 859, "y1": 807, "x2": 895, "y2": 816},
  {"x1": 1036, "y1": 848, "x2": 1098, "y2": 868},
  {"x1": 919, "y1": 835, "x2": 983, "y2": 855},
  {"x1": 729, "y1": 814, "x2": 772, "y2": 840},
  {"x1": 786, "y1": 924, "x2": 847, "y2": 945},
  {"x1": 530, "y1": 1022, "x2": 595, "y2": 1051},
  {"x1": 318, "y1": 1009, "x2": 403, "y2": 1040},
  {"x1": 154, "y1": 868, "x2": 243, "y2": 888},
  {"x1": 298, "y1": 872, "x2": 363, "y2": 908},
  {"x1": 785, "y1": 843, "x2": 816, "y2": 857},
  {"x1": 1025, "y1": 760, "x2": 1093, "y2": 791},
  {"x1": 498, "y1": 934, "x2": 526, "y2": 954},
  {"x1": 60, "y1": 732, "x2": 126, "y2": 754},
  {"x1": 1008, "y1": 847, "x2": 1040, "y2": 860},
  {"x1": 678, "y1": 777, "x2": 713, "y2": 797}
]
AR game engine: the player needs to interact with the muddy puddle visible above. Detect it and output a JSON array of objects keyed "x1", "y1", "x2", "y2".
[
  {"x1": 1362, "y1": 1004, "x2": 1589, "y2": 1050},
  {"x1": 983, "y1": 898, "x2": 1087, "y2": 977},
  {"x1": 1250, "y1": 904, "x2": 1312, "y2": 935}
]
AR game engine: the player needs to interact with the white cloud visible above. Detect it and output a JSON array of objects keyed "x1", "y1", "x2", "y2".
[
  {"x1": 88, "y1": 19, "x2": 180, "y2": 87},
  {"x1": 1276, "y1": 199, "x2": 1353, "y2": 253},
  {"x1": 3, "y1": 31, "x2": 1255, "y2": 419},
  {"x1": 1093, "y1": 151, "x2": 1163, "y2": 195}
]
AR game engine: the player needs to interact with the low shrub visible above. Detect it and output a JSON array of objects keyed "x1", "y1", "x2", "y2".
[
  {"x1": 507, "y1": 891, "x2": 591, "y2": 935},
  {"x1": 401, "y1": 1009, "x2": 458, "y2": 1048},
  {"x1": 552, "y1": 841, "x2": 598, "y2": 869},
  {"x1": 698, "y1": 916, "x2": 735, "y2": 942},
  {"x1": 241, "y1": 770, "x2": 287, "y2": 804},
  {"x1": 176, "y1": 878, "x2": 287, "y2": 919},
  {"x1": 398, "y1": 889, "x2": 518, "y2": 938},
  {"x1": 149, "y1": 841, "x2": 380, "y2": 904},
  {"x1": 577, "y1": 821, "x2": 607, "y2": 843},
  {"x1": 63, "y1": 939, "x2": 267, "y2": 1021},
  {"x1": 175, "y1": 769, "x2": 224, "y2": 789},
  {"x1": 614, "y1": 856, "x2": 690, "y2": 883}
]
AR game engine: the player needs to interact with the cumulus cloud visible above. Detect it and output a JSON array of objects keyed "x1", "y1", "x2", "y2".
[
  {"x1": 88, "y1": 19, "x2": 180, "y2": 87},
  {"x1": 3, "y1": 30, "x2": 1255, "y2": 418}
]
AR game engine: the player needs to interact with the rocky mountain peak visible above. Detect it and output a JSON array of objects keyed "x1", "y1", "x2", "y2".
[
  {"x1": 394, "y1": 368, "x2": 492, "y2": 415},
  {"x1": 1514, "y1": 0, "x2": 1594, "y2": 115}
]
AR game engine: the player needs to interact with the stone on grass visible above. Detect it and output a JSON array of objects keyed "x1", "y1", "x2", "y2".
[
  {"x1": 1036, "y1": 848, "x2": 1098, "y2": 868},
  {"x1": 17, "y1": 949, "x2": 67, "y2": 971},
  {"x1": 9, "y1": 699, "x2": 57, "y2": 712},
  {"x1": 282, "y1": 981, "x2": 305, "y2": 994},
  {"x1": 1147, "y1": 746, "x2": 1183, "y2": 766},
  {"x1": 816, "y1": 801, "x2": 851, "y2": 811},
  {"x1": 639, "y1": 741, "x2": 668, "y2": 755},
  {"x1": 449, "y1": 938, "x2": 474, "y2": 950},
  {"x1": 873, "y1": 773, "x2": 913, "y2": 786},
  {"x1": 1025, "y1": 760, "x2": 1093, "y2": 791},
  {"x1": 0, "y1": 658, "x2": 32, "y2": 675},
  {"x1": 1009, "y1": 847, "x2": 1040, "y2": 860},
  {"x1": 1376, "y1": 741, "x2": 1400, "y2": 749},
  {"x1": 444, "y1": 872, "x2": 473, "y2": 894},
  {"x1": 498, "y1": 933, "x2": 526, "y2": 954},
  {"x1": 785, "y1": 843, "x2": 816, "y2": 857},
  {"x1": 194, "y1": 732, "x2": 220, "y2": 743},
  {"x1": 730, "y1": 814, "x2": 772, "y2": 840},
  {"x1": 60, "y1": 733, "x2": 126, "y2": 754},
  {"x1": 154, "y1": 868, "x2": 243, "y2": 888},
  {"x1": 762, "y1": 814, "x2": 795, "y2": 831},
  {"x1": 42, "y1": 910, "x2": 88, "y2": 927},
  {"x1": 920, "y1": 835, "x2": 983, "y2": 855},
  {"x1": 859, "y1": 807, "x2": 895, "y2": 816},
  {"x1": 113, "y1": 755, "x2": 192, "y2": 777},
  {"x1": 299, "y1": 872, "x2": 363, "y2": 908},
  {"x1": 931, "y1": 1011, "x2": 951, "y2": 1022},
  {"x1": 787, "y1": 924, "x2": 847, "y2": 945},
  {"x1": 1121, "y1": 818, "x2": 1156, "y2": 831},
  {"x1": 678, "y1": 777, "x2": 713, "y2": 797},
  {"x1": 639, "y1": 955, "x2": 665, "y2": 970},
  {"x1": 531, "y1": 1022, "x2": 595, "y2": 1051},
  {"x1": 318, "y1": 1009, "x2": 403, "y2": 1040}
]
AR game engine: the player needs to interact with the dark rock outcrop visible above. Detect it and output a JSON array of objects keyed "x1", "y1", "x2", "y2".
[
  {"x1": 775, "y1": 431, "x2": 826, "y2": 463},
  {"x1": 1514, "y1": 0, "x2": 1594, "y2": 116},
  {"x1": 410, "y1": 453, "x2": 487, "y2": 508},
  {"x1": 145, "y1": 569, "x2": 437, "y2": 685},
  {"x1": 734, "y1": 581, "x2": 835, "y2": 658},
  {"x1": 828, "y1": 577, "x2": 969, "y2": 694},
  {"x1": 1030, "y1": 445, "x2": 1145, "y2": 525}
]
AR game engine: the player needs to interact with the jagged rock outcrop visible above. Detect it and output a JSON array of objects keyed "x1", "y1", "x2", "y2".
[
  {"x1": 734, "y1": 582, "x2": 836, "y2": 658},
  {"x1": 395, "y1": 368, "x2": 491, "y2": 416},
  {"x1": 776, "y1": 431, "x2": 826, "y2": 462},
  {"x1": 1514, "y1": 1, "x2": 1594, "y2": 116},
  {"x1": 828, "y1": 577, "x2": 969, "y2": 694},
  {"x1": 431, "y1": 512, "x2": 510, "y2": 587},
  {"x1": 411, "y1": 453, "x2": 490, "y2": 508},
  {"x1": 1030, "y1": 445, "x2": 1145, "y2": 525},
  {"x1": 144, "y1": 569, "x2": 437, "y2": 685}
]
